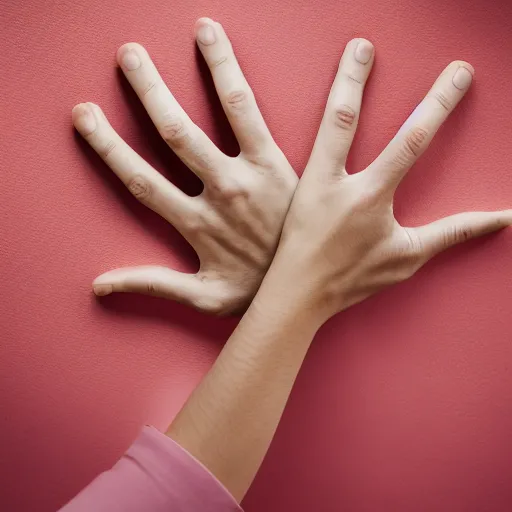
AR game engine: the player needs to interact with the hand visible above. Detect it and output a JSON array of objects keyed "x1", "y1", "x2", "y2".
[
  {"x1": 163, "y1": 38, "x2": 512, "y2": 501},
  {"x1": 271, "y1": 38, "x2": 512, "y2": 323},
  {"x1": 72, "y1": 18, "x2": 297, "y2": 315}
]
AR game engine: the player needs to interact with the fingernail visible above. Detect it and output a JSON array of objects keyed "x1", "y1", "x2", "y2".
[
  {"x1": 73, "y1": 104, "x2": 96, "y2": 135},
  {"x1": 122, "y1": 49, "x2": 141, "y2": 70},
  {"x1": 452, "y1": 67, "x2": 473, "y2": 90},
  {"x1": 93, "y1": 284, "x2": 113, "y2": 296},
  {"x1": 197, "y1": 24, "x2": 216, "y2": 45},
  {"x1": 354, "y1": 40, "x2": 373, "y2": 64}
]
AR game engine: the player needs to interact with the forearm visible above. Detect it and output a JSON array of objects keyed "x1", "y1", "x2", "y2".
[{"x1": 167, "y1": 259, "x2": 322, "y2": 502}]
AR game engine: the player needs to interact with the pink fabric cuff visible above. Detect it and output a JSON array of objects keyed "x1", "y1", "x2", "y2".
[{"x1": 59, "y1": 426, "x2": 242, "y2": 511}]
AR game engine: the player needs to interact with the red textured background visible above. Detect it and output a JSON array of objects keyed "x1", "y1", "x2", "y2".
[{"x1": 1, "y1": 0, "x2": 512, "y2": 510}]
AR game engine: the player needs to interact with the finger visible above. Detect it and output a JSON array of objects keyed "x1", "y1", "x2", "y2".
[
  {"x1": 93, "y1": 266, "x2": 206, "y2": 308},
  {"x1": 368, "y1": 61, "x2": 474, "y2": 189},
  {"x1": 72, "y1": 102, "x2": 194, "y2": 225},
  {"x1": 116, "y1": 42, "x2": 227, "y2": 181},
  {"x1": 194, "y1": 18, "x2": 275, "y2": 156},
  {"x1": 414, "y1": 210, "x2": 512, "y2": 260},
  {"x1": 309, "y1": 38, "x2": 375, "y2": 175}
]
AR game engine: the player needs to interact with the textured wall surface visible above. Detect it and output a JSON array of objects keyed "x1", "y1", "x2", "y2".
[{"x1": 1, "y1": 0, "x2": 512, "y2": 510}]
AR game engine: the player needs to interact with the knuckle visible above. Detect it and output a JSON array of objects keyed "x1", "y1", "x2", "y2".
[
  {"x1": 193, "y1": 292, "x2": 233, "y2": 316},
  {"x1": 216, "y1": 177, "x2": 249, "y2": 201},
  {"x1": 404, "y1": 127, "x2": 428, "y2": 157},
  {"x1": 395, "y1": 127, "x2": 428, "y2": 166},
  {"x1": 442, "y1": 229, "x2": 451, "y2": 248},
  {"x1": 226, "y1": 90, "x2": 249, "y2": 112},
  {"x1": 333, "y1": 105, "x2": 357, "y2": 130},
  {"x1": 399, "y1": 230, "x2": 426, "y2": 273},
  {"x1": 403, "y1": 227, "x2": 424, "y2": 256},
  {"x1": 443, "y1": 224, "x2": 472, "y2": 247},
  {"x1": 160, "y1": 114, "x2": 188, "y2": 148},
  {"x1": 457, "y1": 225, "x2": 472, "y2": 242},
  {"x1": 127, "y1": 175, "x2": 152, "y2": 203},
  {"x1": 183, "y1": 210, "x2": 204, "y2": 235},
  {"x1": 243, "y1": 153, "x2": 274, "y2": 173},
  {"x1": 146, "y1": 281, "x2": 159, "y2": 294},
  {"x1": 386, "y1": 253, "x2": 420, "y2": 283},
  {"x1": 191, "y1": 276, "x2": 244, "y2": 316},
  {"x1": 399, "y1": 263, "x2": 420, "y2": 282}
]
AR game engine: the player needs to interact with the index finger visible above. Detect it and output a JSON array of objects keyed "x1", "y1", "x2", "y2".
[{"x1": 368, "y1": 61, "x2": 474, "y2": 190}]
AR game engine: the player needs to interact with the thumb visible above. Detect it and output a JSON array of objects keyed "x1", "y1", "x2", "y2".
[
  {"x1": 415, "y1": 210, "x2": 512, "y2": 259},
  {"x1": 93, "y1": 265, "x2": 207, "y2": 310}
]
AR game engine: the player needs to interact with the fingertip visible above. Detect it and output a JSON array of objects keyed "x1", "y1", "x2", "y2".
[
  {"x1": 449, "y1": 61, "x2": 474, "y2": 91},
  {"x1": 117, "y1": 42, "x2": 140, "y2": 57},
  {"x1": 351, "y1": 38, "x2": 374, "y2": 65},
  {"x1": 500, "y1": 209, "x2": 512, "y2": 224},
  {"x1": 451, "y1": 60, "x2": 475, "y2": 76},
  {"x1": 116, "y1": 43, "x2": 131, "y2": 64},
  {"x1": 72, "y1": 103, "x2": 87, "y2": 121},
  {"x1": 195, "y1": 17, "x2": 215, "y2": 29},
  {"x1": 72, "y1": 102, "x2": 97, "y2": 135},
  {"x1": 93, "y1": 284, "x2": 113, "y2": 296},
  {"x1": 116, "y1": 42, "x2": 145, "y2": 69},
  {"x1": 352, "y1": 37, "x2": 374, "y2": 49},
  {"x1": 93, "y1": 272, "x2": 115, "y2": 296},
  {"x1": 93, "y1": 271, "x2": 114, "y2": 285},
  {"x1": 195, "y1": 17, "x2": 218, "y2": 46}
]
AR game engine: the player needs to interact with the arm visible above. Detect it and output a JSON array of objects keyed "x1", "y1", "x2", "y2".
[
  {"x1": 168, "y1": 264, "x2": 322, "y2": 502},
  {"x1": 167, "y1": 38, "x2": 512, "y2": 502},
  {"x1": 65, "y1": 17, "x2": 298, "y2": 512}
]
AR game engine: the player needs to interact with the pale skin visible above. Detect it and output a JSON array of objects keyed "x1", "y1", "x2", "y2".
[
  {"x1": 72, "y1": 20, "x2": 297, "y2": 315},
  {"x1": 74, "y1": 18, "x2": 512, "y2": 503}
]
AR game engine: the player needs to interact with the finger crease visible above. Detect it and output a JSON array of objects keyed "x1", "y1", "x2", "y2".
[
  {"x1": 346, "y1": 74, "x2": 362, "y2": 84},
  {"x1": 142, "y1": 80, "x2": 157, "y2": 97},
  {"x1": 404, "y1": 128, "x2": 428, "y2": 157},
  {"x1": 102, "y1": 140, "x2": 116, "y2": 158},
  {"x1": 334, "y1": 106, "x2": 356, "y2": 129},
  {"x1": 430, "y1": 91, "x2": 451, "y2": 111},
  {"x1": 212, "y1": 56, "x2": 228, "y2": 68}
]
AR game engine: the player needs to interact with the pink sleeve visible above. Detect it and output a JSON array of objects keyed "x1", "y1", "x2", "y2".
[{"x1": 59, "y1": 426, "x2": 242, "y2": 512}]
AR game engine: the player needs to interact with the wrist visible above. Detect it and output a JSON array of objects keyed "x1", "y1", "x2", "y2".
[{"x1": 253, "y1": 250, "x2": 332, "y2": 332}]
